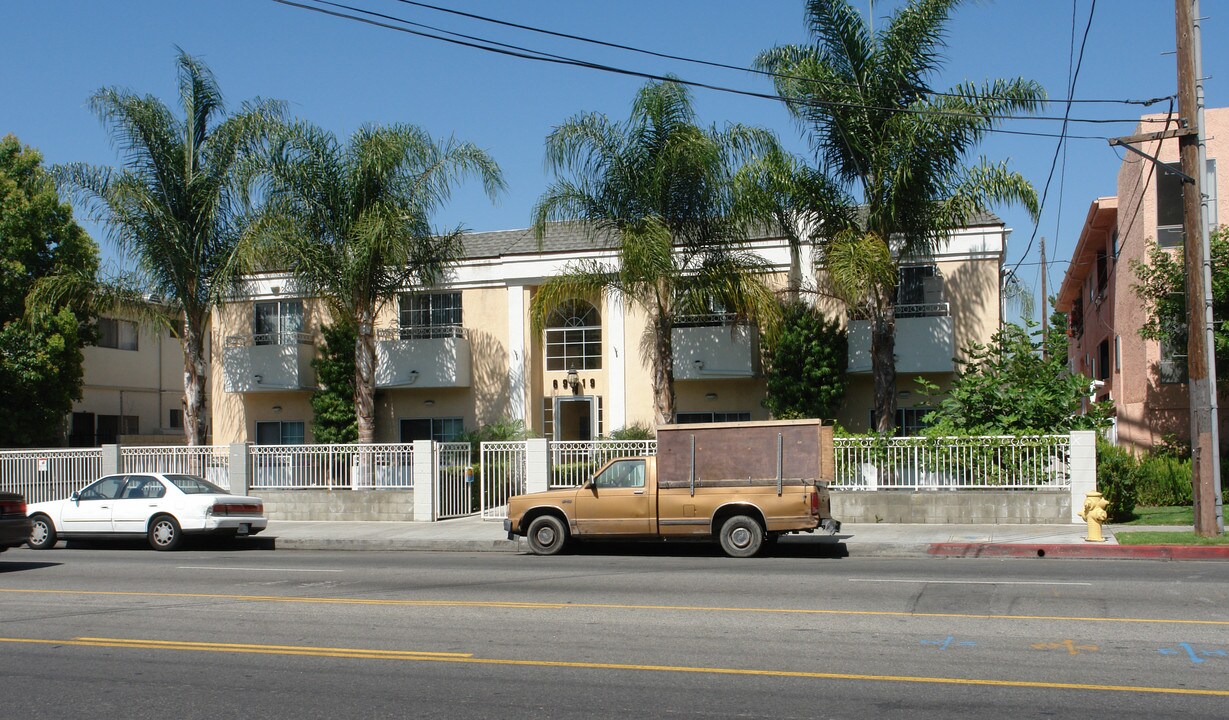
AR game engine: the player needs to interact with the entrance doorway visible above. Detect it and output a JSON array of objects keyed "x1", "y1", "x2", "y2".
[{"x1": 554, "y1": 397, "x2": 594, "y2": 441}]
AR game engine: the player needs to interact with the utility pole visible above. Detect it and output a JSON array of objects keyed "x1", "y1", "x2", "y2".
[
  {"x1": 1040, "y1": 236, "x2": 1048, "y2": 359},
  {"x1": 1176, "y1": 0, "x2": 1223, "y2": 535}
]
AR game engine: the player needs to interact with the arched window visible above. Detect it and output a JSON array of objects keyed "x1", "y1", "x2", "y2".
[{"x1": 545, "y1": 300, "x2": 602, "y2": 371}]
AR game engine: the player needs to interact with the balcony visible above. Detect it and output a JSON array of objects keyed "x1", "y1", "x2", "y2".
[
  {"x1": 847, "y1": 304, "x2": 955, "y2": 374},
  {"x1": 223, "y1": 332, "x2": 316, "y2": 392},
  {"x1": 375, "y1": 324, "x2": 472, "y2": 388},
  {"x1": 672, "y1": 314, "x2": 760, "y2": 380}
]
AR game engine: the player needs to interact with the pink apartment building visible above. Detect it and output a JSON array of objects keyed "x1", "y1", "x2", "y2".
[{"x1": 1056, "y1": 108, "x2": 1225, "y2": 453}]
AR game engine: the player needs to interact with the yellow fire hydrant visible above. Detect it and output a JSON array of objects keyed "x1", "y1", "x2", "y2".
[{"x1": 1077, "y1": 491, "x2": 1109, "y2": 542}]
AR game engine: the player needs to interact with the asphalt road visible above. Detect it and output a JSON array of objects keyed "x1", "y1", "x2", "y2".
[{"x1": 1, "y1": 544, "x2": 1227, "y2": 719}]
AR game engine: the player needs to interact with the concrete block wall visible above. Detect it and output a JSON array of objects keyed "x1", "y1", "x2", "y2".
[
  {"x1": 832, "y1": 490, "x2": 1071, "y2": 524},
  {"x1": 255, "y1": 489, "x2": 416, "y2": 521}
]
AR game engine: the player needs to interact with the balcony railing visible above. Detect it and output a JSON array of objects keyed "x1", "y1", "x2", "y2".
[
  {"x1": 895, "y1": 302, "x2": 950, "y2": 319},
  {"x1": 225, "y1": 331, "x2": 314, "y2": 347},
  {"x1": 376, "y1": 324, "x2": 466, "y2": 341},
  {"x1": 673, "y1": 312, "x2": 743, "y2": 328}
]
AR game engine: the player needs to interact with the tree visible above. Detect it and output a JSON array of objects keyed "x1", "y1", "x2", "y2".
[
  {"x1": 762, "y1": 301, "x2": 848, "y2": 419},
  {"x1": 53, "y1": 49, "x2": 283, "y2": 445},
  {"x1": 255, "y1": 121, "x2": 504, "y2": 443},
  {"x1": 757, "y1": 0, "x2": 1043, "y2": 433},
  {"x1": 531, "y1": 79, "x2": 780, "y2": 426},
  {"x1": 310, "y1": 322, "x2": 357, "y2": 444},
  {"x1": 1131, "y1": 227, "x2": 1229, "y2": 386},
  {"x1": 0, "y1": 136, "x2": 99, "y2": 446},
  {"x1": 918, "y1": 318, "x2": 1107, "y2": 435}
]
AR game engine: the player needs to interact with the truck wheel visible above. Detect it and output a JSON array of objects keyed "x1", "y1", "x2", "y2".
[
  {"x1": 526, "y1": 515, "x2": 568, "y2": 555},
  {"x1": 719, "y1": 515, "x2": 764, "y2": 558}
]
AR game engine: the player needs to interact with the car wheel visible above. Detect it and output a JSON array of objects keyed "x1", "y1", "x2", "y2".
[
  {"x1": 526, "y1": 515, "x2": 568, "y2": 556},
  {"x1": 718, "y1": 515, "x2": 764, "y2": 558},
  {"x1": 148, "y1": 515, "x2": 182, "y2": 551},
  {"x1": 28, "y1": 515, "x2": 57, "y2": 550}
]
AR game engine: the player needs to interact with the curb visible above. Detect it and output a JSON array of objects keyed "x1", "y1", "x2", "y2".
[{"x1": 927, "y1": 543, "x2": 1229, "y2": 560}]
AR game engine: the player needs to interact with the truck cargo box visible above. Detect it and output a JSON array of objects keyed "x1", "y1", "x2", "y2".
[{"x1": 654, "y1": 419, "x2": 834, "y2": 490}]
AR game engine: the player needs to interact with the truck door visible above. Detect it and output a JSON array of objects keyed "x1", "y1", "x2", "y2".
[{"x1": 574, "y1": 458, "x2": 652, "y2": 535}]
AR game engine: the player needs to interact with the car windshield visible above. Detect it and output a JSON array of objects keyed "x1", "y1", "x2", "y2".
[{"x1": 164, "y1": 474, "x2": 227, "y2": 495}]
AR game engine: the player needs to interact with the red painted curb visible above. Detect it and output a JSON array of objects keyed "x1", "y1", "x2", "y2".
[{"x1": 926, "y1": 543, "x2": 1229, "y2": 560}]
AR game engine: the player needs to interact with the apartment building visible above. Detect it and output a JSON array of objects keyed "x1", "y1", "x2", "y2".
[
  {"x1": 69, "y1": 314, "x2": 204, "y2": 447},
  {"x1": 1056, "y1": 108, "x2": 1226, "y2": 453},
  {"x1": 209, "y1": 217, "x2": 1011, "y2": 445}
]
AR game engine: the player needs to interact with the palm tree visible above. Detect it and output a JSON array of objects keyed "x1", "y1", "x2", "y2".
[
  {"x1": 757, "y1": 0, "x2": 1043, "y2": 433},
  {"x1": 254, "y1": 121, "x2": 504, "y2": 443},
  {"x1": 54, "y1": 49, "x2": 283, "y2": 445},
  {"x1": 531, "y1": 79, "x2": 779, "y2": 427}
]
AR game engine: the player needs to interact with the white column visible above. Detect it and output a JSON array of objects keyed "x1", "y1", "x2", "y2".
[
  {"x1": 605, "y1": 292, "x2": 626, "y2": 433},
  {"x1": 1068, "y1": 430, "x2": 1097, "y2": 524},
  {"x1": 525, "y1": 438, "x2": 550, "y2": 494},
  {"x1": 507, "y1": 285, "x2": 526, "y2": 422},
  {"x1": 102, "y1": 444, "x2": 121, "y2": 476},
  {"x1": 412, "y1": 440, "x2": 436, "y2": 522}
]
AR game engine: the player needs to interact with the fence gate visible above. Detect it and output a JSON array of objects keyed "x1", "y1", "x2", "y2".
[
  {"x1": 436, "y1": 442, "x2": 474, "y2": 520},
  {"x1": 479, "y1": 441, "x2": 526, "y2": 520}
]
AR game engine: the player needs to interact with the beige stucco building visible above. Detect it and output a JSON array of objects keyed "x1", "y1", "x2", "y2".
[
  {"x1": 69, "y1": 313, "x2": 205, "y2": 446},
  {"x1": 1056, "y1": 108, "x2": 1226, "y2": 453},
  {"x1": 207, "y1": 218, "x2": 1011, "y2": 445}
]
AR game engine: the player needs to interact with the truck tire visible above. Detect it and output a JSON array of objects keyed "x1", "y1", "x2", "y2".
[
  {"x1": 719, "y1": 515, "x2": 764, "y2": 558},
  {"x1": 526, "y1": 515, "x2": 568, "y2": 555}
]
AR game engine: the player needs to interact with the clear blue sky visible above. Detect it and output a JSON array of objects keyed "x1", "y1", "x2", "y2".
[{"x1": 3, "y1": 0, "x2": 1225, "y2": 316}]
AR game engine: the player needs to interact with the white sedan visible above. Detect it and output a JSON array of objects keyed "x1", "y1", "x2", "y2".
[{"x1": 27, "y1": 473, "x2": 267, "y2": 551}]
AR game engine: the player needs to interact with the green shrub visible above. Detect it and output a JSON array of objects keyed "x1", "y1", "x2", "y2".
[
  {"x1": 1096, "y1": 439, "x2": 1138, "y2": 522},
  {"x1": 607, "y1": 422, "x2": 654, "y2": 440},
  {"x1": 1133, "y1": 454, "x2": 1192, "y2": 506}
]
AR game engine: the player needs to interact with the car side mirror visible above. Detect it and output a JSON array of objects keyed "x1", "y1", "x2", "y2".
[{"x1": 70, "y1": 491, "x2": 80, "y2": 502}]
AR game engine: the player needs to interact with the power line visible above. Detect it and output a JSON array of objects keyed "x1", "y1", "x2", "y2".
[
  {"x1": 273, "y1": 0, "x2": 1156, "y2": 134},
  {"x1": 388, "y1": 0, "x2": 1172, "y2": 109}
]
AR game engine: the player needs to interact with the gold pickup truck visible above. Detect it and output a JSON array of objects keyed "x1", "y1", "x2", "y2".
[{"x1": 504, "y1": 419, "x2": 841, "y2": 558}]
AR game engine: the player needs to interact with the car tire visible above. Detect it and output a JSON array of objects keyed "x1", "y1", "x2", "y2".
[
  {"x1": 28, "y1": 515, "x2": 57, "y2": 550},
  {"x1": 148, "y1": 515, "x2": 182, "y2": 551},
  {"x1": 718, "y1": 515, "x2": 764, "y2": 558},
  {"x1": 526, "y1": 515, "x2": 568, "y2": 556}
]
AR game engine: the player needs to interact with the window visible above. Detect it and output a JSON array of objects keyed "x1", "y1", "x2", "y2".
[
  {"x1": 1095, "y1": 250, "x2": 1108, "y2": 298},
  {"x1": 592, "y1": 459, "x2": 646, "y2": 489},
  {"x1": 253, "y1": 300, "x2": 303, "y2": 345},
  {"x1": 255, "y1": 421, "x2": 305, "y2": 445},
  {"x1": 1069, "y1": 297, "x2": 1084, "y2": 339},
  {"x1": 1097, "y1": 339, "x2": 1110, "y2": 381},
  {"x1": 1114, "y1": 335, "x2": 1122, "y2": 372},
  {"x1": 896, "y1": 265, "x2": 946, "y2": 317},
  {"x1": 1159, "y1": 333, "x2": 1188, "y2": 385},
  {"x1": 97, "y1": 317, "x2": 138, "y2": 350},
  {"x1": 168, "y1": 409, "x2": 183, "y2": 429},
  {"x1": 1158, "y1": 160, "x2": 1217, "y2": 248},
  {"x1": 79, "y1": 476, "x2": 126, "y2": 501},
  {"x1": 399, "y1": 417, "x2": 464, "y2": 442},
  {"x1": 676, "y1": 412, "x2": 751, "y2": 424},
  {"x1": 95, "y1": 414, "x2": 138, "y2": 445},
  {"x1": 545, "y1": 300, "x2": 602, "y2": 371},
  {"x1": 399, "y1": 292, "x2": 462, "y2": 338},
  {"x1": 69, "y1": 412, "x2": 95, "y2": 447},
  {"x1": 1111, "y1": 226, "x2": 1120, "y2": 259},
  {"x1": 121, "y1": 476, "x2": 166, "y2": 500}
]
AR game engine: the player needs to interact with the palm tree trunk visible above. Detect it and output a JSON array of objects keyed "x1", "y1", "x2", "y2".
[
  {"x1": 787, "y1": 236, "x2": 803, "y2": 304},
  {"x1": 652, "y1": 314, "x2": 676, "y2": 427},
  {"x1": 354, "y1": 312, "x2": 377, "y2": 444},
  {"x1": 870, "y1": 289, "x2": 898, "y2": 435},
  {"x1": 182, "y1": 314, "x2": 208, "y2": 446}
]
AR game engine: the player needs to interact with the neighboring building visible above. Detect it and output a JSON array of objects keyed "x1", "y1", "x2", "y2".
[
  {"x1": 209, "y1": 217, "x2": 1012, "y2": 445},
  {"x1": 68, "y1": 313, "x2": 205, "y2": 447},
  {"x1": 1057, "y1": 108, "x2": 1226, "y2": 453}
]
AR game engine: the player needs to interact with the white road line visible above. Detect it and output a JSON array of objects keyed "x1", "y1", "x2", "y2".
[
  {"x1": 177, "y1": 566, "x2": 343, "y2": 573},
  {"x1": 848, "y1": 578, "x2": 1092, "y2": 586}
]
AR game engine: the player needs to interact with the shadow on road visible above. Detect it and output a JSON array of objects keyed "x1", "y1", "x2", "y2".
[
  {"x1": 0, "y1": 560, "x2": 61, "y2": 572},
  {"x1": 49, "y1": 536, "x2": 277, "y2": 552},
  {"x1": 561, "y1": 537, "x2": 850, "y2": 559}
]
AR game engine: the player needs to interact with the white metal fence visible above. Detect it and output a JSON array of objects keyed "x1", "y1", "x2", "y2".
[
  {"x1": 549, "y1": 440, "x2": 657, "y2": 488},
  {"x1": 832, "y1": 435, "x2": 1071, "y2": 490},
  {"x1": 250, "y1": 443, "x2": 415, "y2": 490},
  {"x1": 121, "y1": 446, "x2": 232, "y2": 490},
  {"x1": 0, "y1": 448, "x2": 102, "y2": 504},
  {"x1": 479, "y1": 441, "x2": 526, "y2": 520},
  {"x1": 436, "y1": 442, "x2": 474, "y2": 520}
]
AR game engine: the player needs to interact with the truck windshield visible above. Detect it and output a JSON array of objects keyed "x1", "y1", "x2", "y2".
[{"x1": 593, "y1": 459, "x2": 645, "y2": 489}]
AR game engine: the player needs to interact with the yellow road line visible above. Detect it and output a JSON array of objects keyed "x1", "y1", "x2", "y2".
[
  {"x1": 2, "y1": 588, "x2": 1227, "y2": 626},
  {"x1": 0, "y1": 635, "x2": 1225, "y2": 698}
]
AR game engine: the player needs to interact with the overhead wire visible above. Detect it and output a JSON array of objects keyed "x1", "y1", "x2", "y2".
[{"x1": 272, "y1": 0, "x2": 1159, "y2": 137}]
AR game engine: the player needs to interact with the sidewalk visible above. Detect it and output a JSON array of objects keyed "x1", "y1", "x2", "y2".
[{"x1": 260, "y1": 517, "x2": 1229, "y2": 560}]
